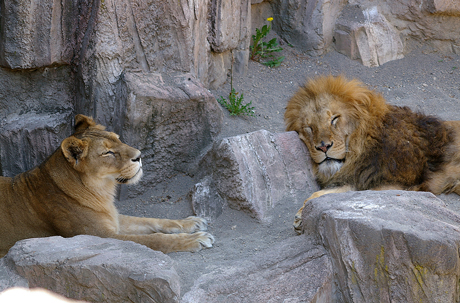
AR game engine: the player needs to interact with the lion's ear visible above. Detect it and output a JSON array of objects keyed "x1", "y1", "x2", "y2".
[
  {"x1": 61, "y1": 137, "x2": 89, "y2": 168},
  {"x1": 74, "y1": 114, "x2": 106, "y2": 132},
  {"x1": 74, "y1": 114, "x2": 97, "y2": 132}
]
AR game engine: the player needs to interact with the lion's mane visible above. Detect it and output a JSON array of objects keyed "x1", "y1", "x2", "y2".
[{"x1": 285, "y1": 75, "x2": 452, "y2": 190}]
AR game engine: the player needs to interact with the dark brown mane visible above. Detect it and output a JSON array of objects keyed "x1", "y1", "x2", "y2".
[{"x1": 323, "y1": 105, "x2": 452, "y2": 190}]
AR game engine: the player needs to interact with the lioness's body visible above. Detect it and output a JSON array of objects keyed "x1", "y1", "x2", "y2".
[
  {"x1": 285, "y1": 75, "x2": 460, "y2": 233},
  {"x1": 0, "y1": 115, "x2": 214, "y2": 256}
]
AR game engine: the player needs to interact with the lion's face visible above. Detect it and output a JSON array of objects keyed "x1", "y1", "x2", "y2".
[
  {"x1": 61, "y1": 115, "x2": 143, "y2": 186},
  {"x1": 285, "y1": 75, "x2": 389, "y2": 183},
  {"x1": 295, "y1": 93, "x2": 354, "y2": 178}
]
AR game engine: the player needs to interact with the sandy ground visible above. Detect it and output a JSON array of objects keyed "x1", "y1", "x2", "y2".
[{"x1": 115, "y1": 45, "x2": 460, "y2": 297}]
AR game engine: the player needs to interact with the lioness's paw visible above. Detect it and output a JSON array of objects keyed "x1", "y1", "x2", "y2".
[
  {"x1": 196, "y1": 231, "x2": 215, "y2": 248},
  {"x1": 182, "y1": 216, "x2": 208, "y2": 233},
  {"x1": 186, "y1": 232, "x2": 215, "y2": 252},
  {"x1": 293, "y1": 207, "x2": 304, "y2": 235}
]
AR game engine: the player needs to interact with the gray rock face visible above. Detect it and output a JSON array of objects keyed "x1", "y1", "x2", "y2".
[
  {"x1": 116, "y1": 72, "x2": 223, "y2": 197},
  {"x1": 208, "y1": 0, "x2": 251, "y2": 75},
  {"x1": 271, "y1": 0, "x2": 347, "y2": 56},
  {"x1": 188, "y1": 176, "x2": 225, "y2": 221},
  {"x1": 2, "y1": 0, "x2": 460, "y2": 184},
  {"x1": 271, "y1": 0, "x2": 460, "y2": 59},
  {"x1": 334, "y1": 5, "x2": 404, "y2": 67},
  {"x1": 0, "y1": 235, "x2": 180, "y2": 303},
  {"x1": 0, "y1": 0, "x2": 227, "y2": 184},
  {"x1": 302, "y1": 190, "x2": 460, "y2": 302},
  {"x1": 0, "y1": 111, "x2": 73, "y2": 176},
  {"x1": 0, "y1": 0, "x2": 76, "y2": 69},
  {"x1": 181, "y1": 235, "x2": 333, "y2": 303},
  {"x1": 190, "y1": 130, "x2": 319, "y2": 222}
]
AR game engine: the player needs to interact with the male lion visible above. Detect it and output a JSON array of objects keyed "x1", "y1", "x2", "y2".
[
  {"x1": 285, "y1": 75, "x2": 460, "y2": 233},
  {"x1": 0, "y1": 114, "x2": 214, "y2": 257}
]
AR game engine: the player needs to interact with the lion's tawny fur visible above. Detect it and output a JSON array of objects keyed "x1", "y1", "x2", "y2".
[
  {"x1": 0, "y1": 115, "x2": 214, "y2": 256},
  {"x1": 285, "y1": 75, "x2": 454, "y2": 191},
  {"x1": 285, "y1": 75, "x2": 460, "y2": 232}
]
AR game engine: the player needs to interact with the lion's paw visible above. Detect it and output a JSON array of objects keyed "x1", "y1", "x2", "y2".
[
  {"x1": 196, "y1": 231, "x2": 215, "y2": 248},
  {"x1": 187, "y1": 232, "x2": 215, "y2": 252},
  {"x1": 293, "y1": 207, "x2": 304, "y2": 235},
  {"x1": 182, "y1": 216, "x2": 208, "y2": 233}
]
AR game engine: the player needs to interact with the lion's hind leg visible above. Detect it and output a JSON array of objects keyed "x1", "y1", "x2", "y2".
[
  {"x1": 294, "y1": 185, "x2": 354, "y2": 234},
  {"x1": 118, "y1": 215, "x2": 208, "y2": 235}
]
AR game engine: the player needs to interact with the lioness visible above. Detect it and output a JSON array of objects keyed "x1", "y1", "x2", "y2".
[
  {"x1": 0, "y1": 115, "x2": 214, "y2": 256},
  {"x1": 285, "y1": 75, "x2": 460, "y2": 233}
]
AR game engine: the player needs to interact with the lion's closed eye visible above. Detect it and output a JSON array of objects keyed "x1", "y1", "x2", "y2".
[
  {"x1": 303, "y1": 126, "x2": 312, "y2": 134},
  {"x1": 331, "y1": 116, "x2": 339, "y2": 126},
  {"x1": 102, "y1": 151, "x2": 115, "y2": 157}
]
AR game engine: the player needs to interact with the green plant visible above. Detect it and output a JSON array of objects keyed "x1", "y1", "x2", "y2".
[
  {"x1": 250, "y1": 17, "x2": 285, "y2": 67},
  {"x1": 218, "y1": 51, "x2": 255, "y2": 117},
  {"x1": 218, "y1": 88, "x2": 255, "y2": 116}
]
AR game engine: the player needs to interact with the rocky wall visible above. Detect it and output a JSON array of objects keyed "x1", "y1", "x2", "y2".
[{"x1": 2, "y1": 0, "x2": 460, "y2": 190}]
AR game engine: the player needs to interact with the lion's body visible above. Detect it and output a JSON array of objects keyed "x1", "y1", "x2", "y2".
[
  {"x1": 0, "y1": 115, "x2": 213, "y2": 257},
  {"x1": 285, "y1": 75, "x2": 460, "y2": 232}
]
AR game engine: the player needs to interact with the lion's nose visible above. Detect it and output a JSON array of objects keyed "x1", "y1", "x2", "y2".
[
  {"x1": 132, "y1": 152, "x2": 142, "y2": 164},
  {"x1": 315, "y1": 141, "x2": 333, "y2": 153},
  {"x1": 132, "y1": 156, "x2": 142, "y2": 168}
]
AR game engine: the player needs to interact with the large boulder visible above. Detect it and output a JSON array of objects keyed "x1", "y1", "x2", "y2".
[
  {"x1": 115, "y1": 72, "x2": 223, "y2": 197},
  {"x1": 334, "y1": 5, "x2": 404, "y2": 67},
  {"x1": 189, "y1": 130, "x2": 319, "y2": 222},
  {"x1": 181, "y1": 235, "x2": 333, "y2": 303},
  {"x1": 0, "y1": 235, "x2": 180, "y2": 303},
  {"x1": 302, "y1": 190, "x2": 460, "y2": 302}
]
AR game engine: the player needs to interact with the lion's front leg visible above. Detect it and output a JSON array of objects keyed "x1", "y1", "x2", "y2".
[
  {"x1": 118, "y1": 215, "x2": 208, "y2": 235},
  {"x1": 294, "y1": 185, "x2": 354, "y2": 234},
  {"x1": 113, "y1": 232, "x2": 215, "y2": 253}
]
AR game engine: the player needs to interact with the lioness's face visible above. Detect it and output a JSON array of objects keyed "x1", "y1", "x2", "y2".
[
  {"x1": 86, "y1": 133, "x2": 143, "y2": 184},
  {"x1": 296, "y1": 94, "x2": 354, "y2": 178},
  {"x1": 62, "y1": 130, "x2": 143, "y2": 185}
]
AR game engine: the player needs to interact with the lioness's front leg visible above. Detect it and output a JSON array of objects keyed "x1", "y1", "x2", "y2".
[
  {"x1": 119, "y1": 215, "x2": 208, "y2": 235},
  {"x1": 114, "y1": 232, "x2": 215, "y2": 253},
  {"x1": 294, "y1": 185, "x2": 353, "y2": 234}
]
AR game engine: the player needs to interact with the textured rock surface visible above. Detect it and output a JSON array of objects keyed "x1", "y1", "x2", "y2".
[
  {"x1": 190, "y1": 130, "x2": 319, "y2": 222},
  {"x1": 181, "y1": 235, "x2": 333, "y2": 303},
  {"x1": 271, "y1": 0, "x2": 460, "y2": 59},
  {"x1": 116, "y1": 72, "x2": 223, "y2": 197},
  {"x1": 271, "y1": 0, "x2": 348, "y2": 56},
  {"x1": 0, "y1": 235, "x2": 180, "y2": 303},
  {"x1": 189, "y1": 175, "x2": 225, "y2": 221},
  {"x1": 0, "y1": 0, "x2": 229, "y2": 182},
  {"x1": 0, "y1": 0, "x2": 80, "y2": 69},
  {"x1": 302, "y1": 190, "x2": 460, "y2": 302},
  {"x1": 2, "y1": 0, "x2": 460, "y2": 181},
  {"x1": 334, "y1": 5, "x2": 404, "y2": 67},
  {"x1": 0, "y1": 111, "x2": 73, "y2": 177},
  {"x1": 0, "y1": 65, "x2": 75, "y2": 130}
]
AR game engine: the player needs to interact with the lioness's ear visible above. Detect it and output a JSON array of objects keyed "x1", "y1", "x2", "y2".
[
  {"x1": 74, "y1": 114, "x2": 97, "y2": 132},
  {"x1": 74, "y1": 114, "x2": 106, "y2": 132},
  {"x1": 61, "y1": 137, "x2": 89, "y2": 168}
]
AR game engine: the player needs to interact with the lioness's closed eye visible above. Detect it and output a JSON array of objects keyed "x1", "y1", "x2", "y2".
[
  {"x1": 285, "y1": 75, "x2": 460, "y2": 234},
  {"x1": 0, "y1": 114, "x2": 214, "y2": 256}
]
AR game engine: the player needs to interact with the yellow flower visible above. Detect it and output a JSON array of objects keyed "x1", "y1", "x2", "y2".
[{"x1": 267, "y1": 17, "x2": 273, "y2": 22}]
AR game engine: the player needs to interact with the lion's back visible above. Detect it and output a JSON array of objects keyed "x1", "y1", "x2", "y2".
[{"x1": 337, "y1": 105, "x2": 452, "y2": 190}]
